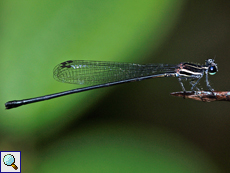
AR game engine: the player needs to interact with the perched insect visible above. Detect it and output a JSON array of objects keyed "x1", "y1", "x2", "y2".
[{"x1": 5, "y1": 59, "x2": 218, "y2": 109}]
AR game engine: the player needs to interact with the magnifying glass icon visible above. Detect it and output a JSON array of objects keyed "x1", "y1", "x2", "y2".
[{"x1": 3, "y1": 154, "x2": 18, "y2": 170}]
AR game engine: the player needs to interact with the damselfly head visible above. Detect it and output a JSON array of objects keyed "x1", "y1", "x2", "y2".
[{"x1": 206, "y1": 59, "x2": 218, "y2": 75}]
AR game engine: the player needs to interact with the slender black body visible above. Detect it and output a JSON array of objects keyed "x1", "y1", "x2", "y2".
[{"x1": 5, "y1": 59, "x2": 218, "y2": 109}]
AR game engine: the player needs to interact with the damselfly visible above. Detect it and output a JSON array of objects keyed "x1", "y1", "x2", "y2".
[{"x1": 5, "y1": 59, "x2": 218, "y2": 109}]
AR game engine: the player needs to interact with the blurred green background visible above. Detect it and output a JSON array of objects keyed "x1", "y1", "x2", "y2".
[{"x1": 1, "y1": 0, "x2": 230, "y2": 172}]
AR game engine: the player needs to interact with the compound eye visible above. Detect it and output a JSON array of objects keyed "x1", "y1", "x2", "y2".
[{"x1": 208, "y1": 65, "x2": 217, "y2": 75}]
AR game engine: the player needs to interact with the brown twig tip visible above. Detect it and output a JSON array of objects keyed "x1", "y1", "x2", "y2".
[{"x1": 170, "y1": 91, "x2": 230, "y2": 102}]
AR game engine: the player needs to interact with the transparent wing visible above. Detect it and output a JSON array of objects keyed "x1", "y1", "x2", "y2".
[{"x1": 53, "y1": 60, "x2": 177, "y2": 85}]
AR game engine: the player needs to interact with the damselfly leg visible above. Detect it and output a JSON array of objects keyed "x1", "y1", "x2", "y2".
[
  {"x1": 190, "y1": 75, "x2": 203, "y2": 91},
  {"x1": 205, "y1": 70, "x2": 214, "y2": 91}
]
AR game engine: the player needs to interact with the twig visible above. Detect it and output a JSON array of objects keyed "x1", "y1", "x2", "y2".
[{"x1": 170, "y1": 91, "x2": 230, "y2": 102}]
